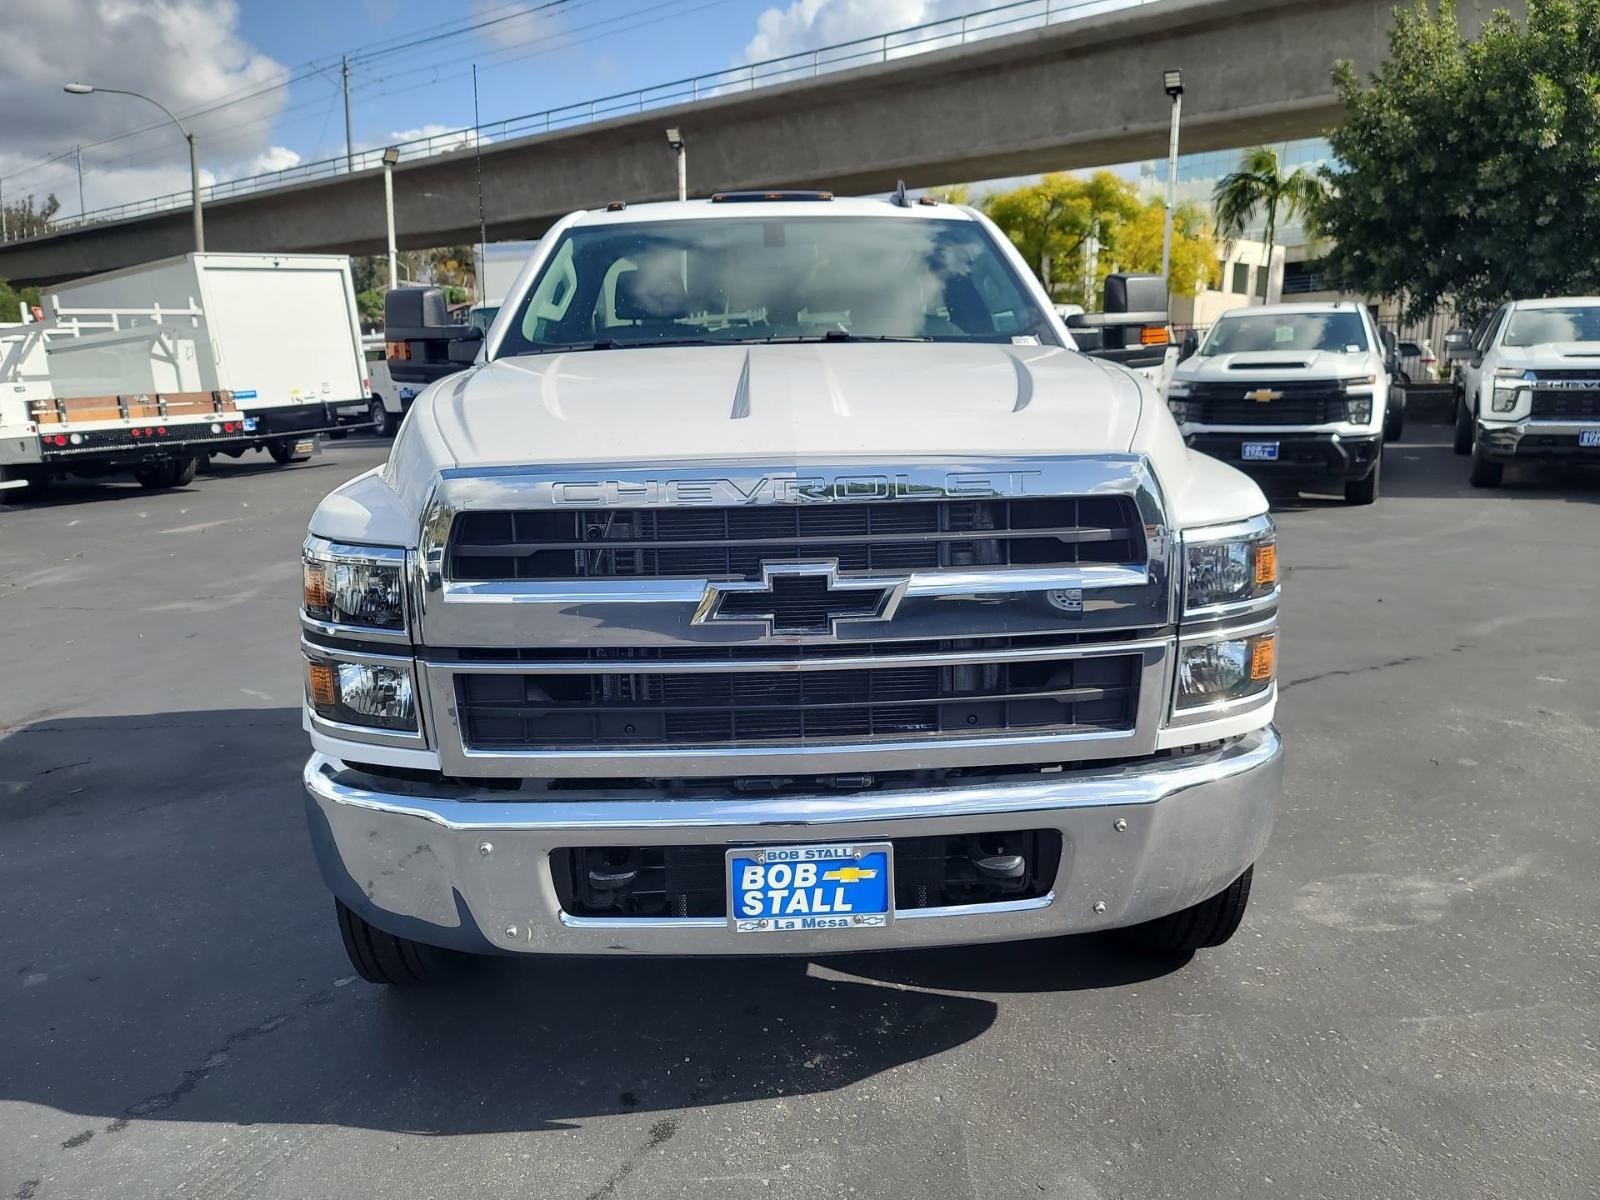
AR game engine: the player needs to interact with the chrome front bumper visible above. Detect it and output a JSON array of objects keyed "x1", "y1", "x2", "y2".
[
  {"x1": 1477, "y1": 418, "x2": 1600, "y2": 461},
  {"x1": 303, "y1": 726, "x2": 1282, "y2": 956}
]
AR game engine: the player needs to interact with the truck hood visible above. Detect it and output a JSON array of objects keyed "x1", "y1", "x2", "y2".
[
  {"x1": 1175, "y1": 349, "x2": 1378, "y2": 382},
  {"x1": 1495, "y1": 342, "x2": 1600, "y2": 369},
  {"x1": 423, "y1": 343, "x2": 1142, "y2": 467}
]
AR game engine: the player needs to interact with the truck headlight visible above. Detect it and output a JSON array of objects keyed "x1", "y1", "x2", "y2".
[
  {"x1": 1167, "y1": 399, "x2": 1190, "y2": 423},
  {"x1": 1345, "y1": 394, "x2": 1373, "y2": 424},
  {"x1": 1491, "y1": 382, "x2": 1526, "y2": 413},
  {"x1": 306, "y1": 656, "x2": 418, "y2": 731},
  {"x1": 303, "y1": 539, "x2": 407, "y2": 631},
  {"x1": 1176, "y1": 632, "x2": 1275, "y2": 712},
  {"x1": 1184, "y1": 520, "x2": 1276, "y2": 613}
]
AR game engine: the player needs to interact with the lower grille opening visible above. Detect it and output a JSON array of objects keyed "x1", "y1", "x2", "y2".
[{"x1": 553, "y1": 831, "x2": 1061, "y2": 919}]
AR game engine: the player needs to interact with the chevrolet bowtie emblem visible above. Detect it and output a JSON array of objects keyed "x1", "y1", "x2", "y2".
[
  {"x1": 823, "y1": 866, "x2": 879, "y2": 883},
  {"x1": 1244, "y1": 388, "x2": 1283, "y2": 402},
  {"x1": 694, "y1": 560, "x2": 907, "y2": 637}
]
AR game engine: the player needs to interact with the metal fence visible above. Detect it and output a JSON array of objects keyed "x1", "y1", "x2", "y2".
[{"x1": 4, "y1": 0, "x2": 1153, "y2": 243}]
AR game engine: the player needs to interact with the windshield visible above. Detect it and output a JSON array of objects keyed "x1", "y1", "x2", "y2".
[
  {"x1": 494, "y1": 215, "x2": 1057, "y2": 355},
  {"x1": 1200, "y1": 312, "x2": 1371, "y2": 356},
  {"x1": 1502, "y1": 305, "x2": 1600, "y2": 347}
]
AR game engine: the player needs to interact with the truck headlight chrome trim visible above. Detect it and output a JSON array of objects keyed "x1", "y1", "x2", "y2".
[
  {"x1": 1182, "y1": 516, "x2": 1276, "y2": 616},
  {"x1": 304, "y1": 645, "x2": 422, "y2": 735},
  {"x1": 303, "y1": 537, "x2": 409, "y2": 634}
]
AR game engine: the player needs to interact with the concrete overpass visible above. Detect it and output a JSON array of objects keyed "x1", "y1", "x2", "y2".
[{"x1": 0, "y1": 0, "x2": 1517, "y2": 287}]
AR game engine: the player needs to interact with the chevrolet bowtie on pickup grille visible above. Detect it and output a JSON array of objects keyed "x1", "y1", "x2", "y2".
[
  {"x1": 299, "y1": 193, "x2": 1284, "y2": 985},
  {"x1": 1165, "y1": 301, "x2": 1399, "y2": 506}
]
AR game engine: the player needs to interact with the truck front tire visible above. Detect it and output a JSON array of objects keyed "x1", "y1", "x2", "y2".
[
  {"x1": 1344, "y1": 455, "x2": 1381, "y2": 505},
  {"x1": 369, "y1": 396, "x2": 396, "y2": 438},
  {"x1": 336, "y1": 899, "x2": 453, "y2": 985},
  {"x1": 1469, "y1": 440, "x2": 1504, "y2": 488},
  {"x1": 1453, "y1": 395, "x2": 1475, "y2": 455},
  {"x1": 1121, "y1": 866, "x2": 1253, "y2": 955}
]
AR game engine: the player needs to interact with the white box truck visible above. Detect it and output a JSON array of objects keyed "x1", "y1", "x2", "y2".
[{"x1": 47, "y1": 253, "x2": 368, "y2": 466}]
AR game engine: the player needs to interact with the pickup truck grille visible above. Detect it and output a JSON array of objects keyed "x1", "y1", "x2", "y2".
[
  {"x1": 456, "y1": 652, "x2": 1140, "y2": 749},
  {"x1": 1530, "y1": 388, "x2": 1600, "y2": 419},
  {"x1": 1187, "y1": 383, "x2": 1348, "y2": 426},
  {"x1": 447, "y1": 497, "x2": 1144, "y2": 581}
]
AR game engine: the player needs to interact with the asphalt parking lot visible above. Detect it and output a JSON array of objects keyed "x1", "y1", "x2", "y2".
[{"x1": 2, "y1": 432, "x2": 1597, "y2": 1200}]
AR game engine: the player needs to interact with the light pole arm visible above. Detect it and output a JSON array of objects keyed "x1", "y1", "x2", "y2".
[
  {"x1": 90, "y1": 87, "x2": 192, "y2": 140},
  {"x1": 83, "y1": 86, "x2": 204, "y2": 252}
]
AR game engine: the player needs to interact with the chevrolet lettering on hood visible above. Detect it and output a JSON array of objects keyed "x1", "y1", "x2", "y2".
[{"x1": 548, "y1": 471, "x2": 1044, "y2": 506}]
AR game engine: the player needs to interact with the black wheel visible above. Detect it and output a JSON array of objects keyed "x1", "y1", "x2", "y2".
[
  {"x1": 1469, "y1": 439, "x2": 1504, "y2": 488},
  {"x1": 268, "y1": 438, "x2": 314, "y2": 466},
  {"x1": 370, "y1": 396, "x2": 396, "y2": 438},
  {"x1": 135, "y1": 460, "x2": 182, "y2": 490},
  {"x1": 170, "y1": 456, "x2": 199, "y2": 487},
  {"x1": 1122, "y1": 867, "x2": 1253, "y2": 954},
  {"x1": 335, "y1": 899, "x2": 451, "y2": 986},
  {"x1": 1344, "y1": 455, "x2": 1381, "y2": 505},
  {"x1": 0, "y1": 464, "x2": 51, "y2": 503},
  {"x1": 1453, "y1": 394, "x2": 1474, "y2": 456},
  {"x1": 1384, "y1": 388, "x2": 1406, "y2": 442}
]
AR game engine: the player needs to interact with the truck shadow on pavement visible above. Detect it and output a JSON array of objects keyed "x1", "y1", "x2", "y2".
[
  {"x1": 1266, "y1": 435, "x2": 1600, "y2": 510},
  {"x1": 0, "y1": 709, "x2": 1185, "y2": 1140}
]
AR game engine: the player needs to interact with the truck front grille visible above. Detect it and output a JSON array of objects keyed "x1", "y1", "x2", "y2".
[
  {"x1": 447, "y1": 497, "x2": 1143, "y2": 581},
  {"x1": 456, "y1": 653, "x2": 1140, "y2": 749},
  {"x1": 1189, "y1": 383, "x2": 1349, "y2": 425},
  {"x1": 1530, "y1": 388, "x2": 1600, "y2": 419}
]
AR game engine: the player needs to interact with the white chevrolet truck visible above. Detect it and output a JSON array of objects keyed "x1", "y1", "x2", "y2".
[
  {"x1": 298, "y1": 194, "x2": 1283, "y2": 984},
  {"x1": 1446, "y1": 296, "x2": 1600, "y2": 487},
  {"x1": 1166, "y1": 302, "x2": 1398, "y2": 505}
]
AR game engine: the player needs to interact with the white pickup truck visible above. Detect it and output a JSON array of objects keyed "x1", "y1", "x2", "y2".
[
  {"x1": 298, "y1": 194, "x2": 1283, "y2": 984},
  {"x1": 1446, "y1": 297, "x2": 1600, "y2": 487},
  {"x1": 1166, "y1": 302, "x2": 1398, "y2": 505}
]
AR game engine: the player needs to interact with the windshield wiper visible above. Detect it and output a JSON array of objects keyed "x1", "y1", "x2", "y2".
[
  {"x1": 763, "y1": 332, "x2": 933, "y2": 344},
  {"x1": 509, "y1": 337, "x2": 726, "y2": 357}
]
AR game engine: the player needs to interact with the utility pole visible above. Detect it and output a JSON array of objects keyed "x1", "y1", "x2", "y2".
[
  {"x1": 75, "y1": 145, "x2": 85, "y2": 220},
  {"x1": 1160, "y1": 69, "x2": 1184, "y2": 288},
  {"x1": 1, "y1": 177, "x2": 8, "y2": 243},
  {"x1": 342, "y1": 56, "x2": 354, "y2": 172}
]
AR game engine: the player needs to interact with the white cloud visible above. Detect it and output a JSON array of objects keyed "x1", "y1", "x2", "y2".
[
  {"x1": 248, "y1": 146, "x2": 302, "y2": 174},
  {"x1": 471, "y1": 0, "x2": 561, "y2": 49},
  {"x1": 742, "y1": 0, "x2": 966, "y2": 62},
  {"x1": 389, "y1": 124, "x2": 485, "y2": 152},
  {"x1": 0, "y1": 0, "x2": 288, "y2": 215}
]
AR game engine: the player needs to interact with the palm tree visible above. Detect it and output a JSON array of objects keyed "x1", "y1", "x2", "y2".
[{"x1": 1212, "y1": 146, "x2": 1324, "y2": 304}]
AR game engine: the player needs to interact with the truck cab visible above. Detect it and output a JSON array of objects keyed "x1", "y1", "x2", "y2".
[
  {"x1": 298, "y1": 194, "x2": 1283, "y2": 984},
  {"x1": 1446, "y1": 297, "x2": 1600, "y2": 487},
  {"x1": 1166, "y1": 301, "x2": 1395, "y2": 505}
]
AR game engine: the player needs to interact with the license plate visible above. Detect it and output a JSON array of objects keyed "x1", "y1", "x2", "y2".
[
  {"x1": 727, "y1": 842, "x2": 893, "y2": 933},
  {"x1": 293, "y1": 439, "x2": 316, "y2": 455},
  {"x1": 241, "y1": 417, "x2": 258, "y2": 432},
  {"x1": 1241, "y1": 441, "x2": 1280, "y2": 461},
  {"x1": 1580, "y1": 430, "x2": 1600, "y2": 447}
]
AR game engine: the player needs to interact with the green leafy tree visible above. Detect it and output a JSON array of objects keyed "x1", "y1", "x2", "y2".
[
  {"x1": 982, "y1": 172, "x2": 1217, "y2": 306},
  {"x1": 0, "y1": 278, "x2": 43, "y2": 323},
  {"x1": 1317, "y1": 0, "x2": 1600, "y2": 319},
  {"x1": 1212, "y1": 146, "x2": 1325, "y2": 303}
]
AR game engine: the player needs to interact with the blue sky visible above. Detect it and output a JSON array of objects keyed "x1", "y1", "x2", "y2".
[{"x1": 0, "y1": 0, "x2": 1168, "y2": 219}]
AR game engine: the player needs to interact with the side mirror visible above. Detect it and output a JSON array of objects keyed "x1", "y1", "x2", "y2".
[
  {"x1": 1180, "y1": 330, "x2": 1199, "y2": 361},
  {"x1": 1442, "y1": 329, "x2": 1474, "y2": 361},
  {"x1": 385, "y1": 285, "x2": 480, "y2": 384},
  {"x1": 447, "y1": 327, "x2": 484, "y2": 364},
  {"x1": 1068, "y1": 323, "x2": 1105, "y2": 353}
]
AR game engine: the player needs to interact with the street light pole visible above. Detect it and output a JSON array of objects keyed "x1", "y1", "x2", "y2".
[
  {"x1": 1160, "y1": 68, "x2": 1184, "y2": 288},
  {"x1": 665, "y1": 128, "x2": 686, "y2": 202},
  {"x1": 381, "y1": 147, "x2": 400, "y2": 290},
  {"x1": 64, "y1": 82, "x2": 204, "y2": 252},
  {"x1": 75, "y1": 145, "x2": 85, "y2": 221}
]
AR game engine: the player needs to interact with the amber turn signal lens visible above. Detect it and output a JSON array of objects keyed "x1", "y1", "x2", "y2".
[
  {"x1": 385, "y1": 340, "x2": 411, "y2": 361},
  {"x1": 1250, "y1": 635, "x2": 1276, "y2": 682},
  {"x1": 1254, "y1": 542, "x2": 1277, "y2": 587},
  {"x1": 307, "y1": 661, "x2": 338, "y2": 707},
  {"x1": 303, "y1": 560, "x2": 328, "y2": 611},
  {"x1": 1139, "y1": 326, "x2": 1170, "y2": 346}
]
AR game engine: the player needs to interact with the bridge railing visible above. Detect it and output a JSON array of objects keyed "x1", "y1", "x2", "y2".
[{"x1": 15, "y1": 0, "x2": 1151, "y2": 243}]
